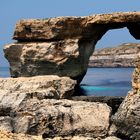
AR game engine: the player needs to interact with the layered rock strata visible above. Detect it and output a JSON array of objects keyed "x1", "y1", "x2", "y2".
[
  {"x1": 4, "y1": 12, "x2": 140, "y2": 83},
  {"x1": 89, "y1": 43, "x2": 140, "y2": 67},
  {"x1": 112, "y1": 51, "x2": 140, "y2": 139}
]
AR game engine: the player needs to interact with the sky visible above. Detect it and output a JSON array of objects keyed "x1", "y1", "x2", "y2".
[{"x1": 0, "y1": 0, "x2": 140, "y2": 66}]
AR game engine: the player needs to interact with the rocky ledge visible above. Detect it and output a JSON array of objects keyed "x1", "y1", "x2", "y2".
[{"x1": 89, "y1": 43, "x2": 140, "y2": 67}]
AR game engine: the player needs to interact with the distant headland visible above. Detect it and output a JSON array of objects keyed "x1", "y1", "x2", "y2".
[{"x1": 89, "y1": 43, "x2": 140, "y2": 67}]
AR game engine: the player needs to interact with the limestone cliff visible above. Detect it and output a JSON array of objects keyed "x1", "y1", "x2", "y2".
[{"x1": 89, "y1": 43, "x2": 140, "y2": 67}]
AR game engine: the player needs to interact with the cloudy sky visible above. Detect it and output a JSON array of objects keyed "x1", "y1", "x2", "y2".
[{"x1": 0, "y1": 0, "x2": 140, "y2": 66}]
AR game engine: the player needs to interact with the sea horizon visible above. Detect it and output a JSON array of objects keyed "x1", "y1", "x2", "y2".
[{"x1": 0, "y1": 67, "x2": 133, "y2": 97}]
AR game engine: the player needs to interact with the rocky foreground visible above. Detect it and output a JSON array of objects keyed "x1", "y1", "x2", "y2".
[
  {"x1": 1, "y1": 12, "x2": 140, "y2": 139},
  {"x1": 89, "y1": 43, "x2": 140, "y2": 67}
]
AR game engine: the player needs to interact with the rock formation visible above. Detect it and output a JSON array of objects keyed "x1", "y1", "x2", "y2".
[
  {"x1": 0, "y1": 76, "x2": 76, "y2": 99},
  {"x1": 1, "y1": 12, "x2": 140, "y2": 139},
  {"x1": 112, "y1": 51, "x2": 140, "y2": 139},
  {"x1": 89, "y1": 43, "x2": 140, "y2": 67},
  {"x1": 0, "y1": 91, "x2": 111, "y2": 138},
  {"x1": 4, "y1": 12, "x2": 140, "y2": 83},
  {"x1": 0, "y1": 130, "x2": 121, "y2": 140},
  {"x1": 4, "y1": 40, "x2": 94, "y2": 83}
]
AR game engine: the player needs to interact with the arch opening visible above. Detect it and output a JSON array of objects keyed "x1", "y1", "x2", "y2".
[{"x1": 80, "y1": 28, "x2": 140, "y2": 97}]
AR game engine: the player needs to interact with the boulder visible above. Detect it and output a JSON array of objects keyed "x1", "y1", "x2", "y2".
[
  {"x1": 0, "y1": 76, "x2": 76, "y2": 99},
  {"x1": 0, "y1": 130, "x2": 43, "y2": 140},
  {"x1": 0, "y1": 90, "x2": 111, "y2": 138},
  {"x1": 112, "y1": 52, "x2": 140, "y2": 139},
  {"x1": 4, "y1": 40, "x2": 95, "y2": 83}
]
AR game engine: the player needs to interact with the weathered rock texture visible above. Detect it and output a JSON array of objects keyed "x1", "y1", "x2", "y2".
[
  {"x1": 112, "y1": 51, "x2": 140, "y2": 139},
  {"x1": 0, "y1": 76, "x2": 76, "y2": 99},
  {"x1": 0, "y1": 130, "x2": 42, "y2": 140},
  {"x1": 4, "y1": 40, "x2": 94, "y2": 83},
  {"x1": 4, "y1": 12, "x2": 140, "y2": 83},
  {"x1": 89, "y1": 43, "x2": 140, "y2": 67},
  {"x1": 0, "y1": 89, "x2": 111, "y2": 138},
  {"x1": 71, "y1": 96, "x2": 124, "y2": 114},
  {"x1": 0, "y1": 130, "x2": 121, "y2": 140},
  {"x1": 13, "y1": 12, "x2": 140, "y2": 40}
]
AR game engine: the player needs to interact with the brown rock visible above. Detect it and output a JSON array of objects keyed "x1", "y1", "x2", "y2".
[
  {"x1": 0, "y1": 130, "x2": 121, "y2": 140},
  {"x1": 0, "y1": 76, "x2": 76, "y2": 99},
  {"x1": 112, "y1": 52, "x2": 140, "y2": 139},
  {"x1": 0, "y1": 129, "x2": 43, "y2": 140},
  {"x1": 0, "y1": 90, "x2": 111, "y2": 138},
  {"x1": 4, "y1": 40, "x2": 95, "y2": 83},
  {"x1": 13, "y1": 12, "x2": 140, "y2": 41},
  {"x1": 45, "y1": 136, "x2": 121, "y2": 140}
]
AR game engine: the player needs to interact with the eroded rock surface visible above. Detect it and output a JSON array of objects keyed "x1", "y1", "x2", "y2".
[
  {"x1": 4, "y1": 12, "x2": 140, "y2": 83},
  {"x1": 13, "y1": 12, "x2": 140, "y2": 40},
  {"x1": 112, "y1": 51, "x2": 140, "y2": 139},
  {"x1": 71, "y1": 96, "x2": 124, "y2": 114},
  {"x1": 4, "y1": 40, "x2": 94, "y2": 82},
  {"x1": 0, "y1": 76, "x2": 76, "y2": 99},
  {"x1": 0, "y1": 130, "x2": 42, "y2": 140},
  {"x1": 0, "y1": 130, "x2": 121, "y2": 140},
  {"x1": 0, "y1": 92, "x2": 111, "y2": 138}
]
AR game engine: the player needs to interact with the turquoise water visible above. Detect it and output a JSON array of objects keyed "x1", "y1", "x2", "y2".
[
  {"x1": 0, "y1": 67, "x2": 133, "y2": 97},
  {"x1": 81, "y1": 68, "x2": 133, "y2": 97}
]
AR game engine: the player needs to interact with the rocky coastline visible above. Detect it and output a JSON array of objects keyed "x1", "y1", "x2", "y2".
[
  {"x1": 89, "y1": 43, "x2": 140, "y2": 68},
  {"x1": 0, "y1": 12, "x2": 140, "y2": 139}
]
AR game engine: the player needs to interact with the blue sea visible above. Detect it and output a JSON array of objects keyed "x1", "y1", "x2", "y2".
[
  {"x1": 0, "y1": 67, "x2": 133, "y2": 97},
  {"x1": 81, "y1": 68, "x2": 133, "y2": 97}
]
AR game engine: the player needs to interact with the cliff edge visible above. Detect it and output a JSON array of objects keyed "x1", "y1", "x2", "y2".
[{"x1": 89, "y1": 43, "x2": 140, "y2": 67}]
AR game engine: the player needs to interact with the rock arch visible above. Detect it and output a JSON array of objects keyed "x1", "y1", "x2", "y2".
[
  {"x1": 4, "y1": 12, "x2": 140, "y2": 83},
  {"x1": 2, "y1": 12, "x2": 140, "y2": 139}
]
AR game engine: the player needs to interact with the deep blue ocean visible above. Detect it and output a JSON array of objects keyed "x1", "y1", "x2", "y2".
[{"x1": 0, "y1": 67, "x2": 133, "y2": 97}]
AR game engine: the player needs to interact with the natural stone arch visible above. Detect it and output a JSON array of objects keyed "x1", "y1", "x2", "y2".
[
  {"x1": 4, "y1": 12, "x2": 140, "y2": 84},
  {"x1": 2, "y1": 12, "x2": 140, "y2": 139}
]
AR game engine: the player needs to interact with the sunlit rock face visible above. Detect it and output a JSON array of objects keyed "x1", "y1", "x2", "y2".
[
  {"x1": 4, "y1": 12, "x2": 140, "y2": 83},
  {"x1": 0, "y1": 89, "x2": 111, "y2": 138},
  {"x1": 4, "y1": 40, "x2": 95, "y2": 83},
  {"x1": 112, "y1": 51, "x2": 140, "y2": 140},
  {"x1": 0, "y1": 76, "x2": 76, "y2": 99},
  {"x1": 13, "y1": 12, "x2": 140, "y2": 40}
]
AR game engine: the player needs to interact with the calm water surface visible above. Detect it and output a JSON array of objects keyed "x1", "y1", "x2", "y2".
[
  {"x1": 0, "y1": 67, "x2": 133, "y2": 97},
  {"x1": 81, "y1": 68, "x2": 134, "y2": 97}
]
